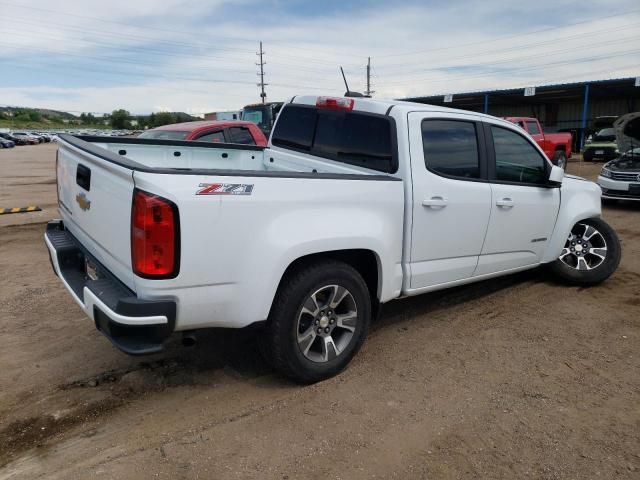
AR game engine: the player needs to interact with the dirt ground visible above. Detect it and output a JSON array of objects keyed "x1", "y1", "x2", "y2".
[{"x1": 1, "y1": 144, "x2": 639, "y2": 479}]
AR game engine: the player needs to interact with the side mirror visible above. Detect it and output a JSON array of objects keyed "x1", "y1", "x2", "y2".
[{"x1": 548, "y1": 165, "x2": 564, "y2": 186}]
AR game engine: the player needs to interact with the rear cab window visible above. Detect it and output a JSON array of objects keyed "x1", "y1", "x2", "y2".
[{"x1": 272, "y1": 104, "x2": 397, "y2": 173}]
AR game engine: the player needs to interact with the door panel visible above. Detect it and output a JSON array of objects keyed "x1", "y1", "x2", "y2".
[
  {"x1": 477, "y1": 183, "x2": 560, "y2": 275},
  {"x1": 408, "y1": 113, "x2": 492, "y2": 289},
  {"x1": 478, "y1": 123, "x2": 560, "y2": 275}
]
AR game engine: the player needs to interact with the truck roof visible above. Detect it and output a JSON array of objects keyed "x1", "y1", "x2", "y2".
[
  {"x1": 244, "y1": 102, "x2": 283, "y2": 108},
  {"x1": 151, "y1": 120, "x2": 257, "y2": 132},
  {"x1": 290, "y1": 95, "x2": 511, "y2": 126},
  {"x1": 503, "y1": 116, "x2": 538, "y2": 122}
]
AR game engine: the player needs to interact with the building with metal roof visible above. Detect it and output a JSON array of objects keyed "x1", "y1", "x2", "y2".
[{"x1": 402, "y1": 77, "x2": 640, "y2": 149}]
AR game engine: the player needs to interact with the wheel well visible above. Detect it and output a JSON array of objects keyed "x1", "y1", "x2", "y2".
[
  {"x1": 278, "y1": 249, "x2": 380, "y2": 303},
  {"x1": 555, "y1": 145, "x2": 566, "y2": 153}
]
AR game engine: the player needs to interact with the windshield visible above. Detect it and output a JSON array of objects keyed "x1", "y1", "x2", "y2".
[
  {"x1": 593, "y1": 128, "x2": 616, "y2": 142},
  {"x1": 138, "y1": 130, "x2": 189, "y2": 140},
  {"x1": 243, "y1": 106, "x2": 272, "y2": 131}
]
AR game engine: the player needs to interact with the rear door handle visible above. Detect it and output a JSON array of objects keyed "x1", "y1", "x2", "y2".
[
  {"x1": 496, "y1": 197, "x2": 514, "y2": 208},
  {"x1": 422, "y1": 196, "x2": 447, "y2": 208}
]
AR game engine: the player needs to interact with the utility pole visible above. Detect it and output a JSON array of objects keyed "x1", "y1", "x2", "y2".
[
  {"x1": 256, "y1": 41, "x2": 267, "y2": 104},
  {"x1": 365, "y1": 57, "x2": 374, "y2": 97}
]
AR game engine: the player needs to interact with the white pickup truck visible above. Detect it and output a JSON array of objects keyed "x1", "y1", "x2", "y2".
[{"x1": 46, "y1": 95, "x2": 621, "y2": 383}]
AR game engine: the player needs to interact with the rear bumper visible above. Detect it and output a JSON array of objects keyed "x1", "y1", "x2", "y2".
[{"x1": 44, "y1": 220, "x2": 176, "y2": 355}]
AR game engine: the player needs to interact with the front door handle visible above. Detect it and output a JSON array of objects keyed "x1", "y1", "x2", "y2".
[
  {"x1": 422, "y1": 196, "x2": 447, "y2": 208},
  {"x1": 496, "y1": 197, "x2": 514, "y2": 208}
]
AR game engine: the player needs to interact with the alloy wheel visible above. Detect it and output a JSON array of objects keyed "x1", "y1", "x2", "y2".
[
  {"x1": 558, "y1": 222, "x2": 607, "y2": 271},
  {"x1": 296, "y1": 284, "x2": 358, "y2": 363}
]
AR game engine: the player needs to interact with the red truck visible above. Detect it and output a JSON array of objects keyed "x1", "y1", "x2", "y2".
[
  {"x1": 138, "y1": 120, "x2": 268, "y2": 147},
  {"x1": 504, "y1": 117, "x2": 572, "y2": 168}
]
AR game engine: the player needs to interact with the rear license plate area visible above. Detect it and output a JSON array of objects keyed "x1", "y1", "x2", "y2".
[{"x1": 595, "y1": 150, "x2": 604, "y2": 155}]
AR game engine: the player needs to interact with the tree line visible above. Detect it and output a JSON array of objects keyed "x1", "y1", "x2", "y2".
[
  {"x1": 109, "y1": 110, "x2": 179, "y2": 129},
  {"x1": 1, "y1": 107, "x2": 184, "y2": 129}
]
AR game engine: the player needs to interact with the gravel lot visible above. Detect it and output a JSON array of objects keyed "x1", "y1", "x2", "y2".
[{"x1": 1, "y1": 144, "x2": 639, "y2": 479}]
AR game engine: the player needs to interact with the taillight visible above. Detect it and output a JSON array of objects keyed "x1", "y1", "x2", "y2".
[
  {"x1": 131, "y1": 190, "x2": 179, "y2": 279},
  {"x1": 316, "y1": 96, "x2": 354, "y2": 111}
]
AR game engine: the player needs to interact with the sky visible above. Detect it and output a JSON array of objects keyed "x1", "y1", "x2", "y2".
[{"x1": 0, "y1": 0, "x2": 639, "y2": 116}]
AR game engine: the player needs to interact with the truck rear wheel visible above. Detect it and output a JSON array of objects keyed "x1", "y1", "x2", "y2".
[
  {"x1": 262, "y1": 260, "x2": 371, "y2": 383},
  {"x1": 549, "y1": 218, "x2": 621, "y2": 285}
]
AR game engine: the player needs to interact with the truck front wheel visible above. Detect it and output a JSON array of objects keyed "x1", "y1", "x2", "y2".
[
  {"x1": 549, "y1": 218, "x2": 621, "y2": 285},
  {"x1": 262, "y1": 260, "x2": 371, "y2": 383}
]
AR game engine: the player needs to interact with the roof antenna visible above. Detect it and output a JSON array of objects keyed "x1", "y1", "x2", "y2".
[{"x1": 340, "y1": 66, "x2": 364, "y2": 98}]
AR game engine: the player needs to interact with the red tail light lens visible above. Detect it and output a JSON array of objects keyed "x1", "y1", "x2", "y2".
[
  {"x1": 131, "y1": 190, "x2": 179, "y2": 278},
  {"x1": 316, "y1": 96, "x2": 354, "y2": 111}
]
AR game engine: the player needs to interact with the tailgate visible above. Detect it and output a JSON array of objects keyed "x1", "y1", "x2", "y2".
[{"x1": 57, "y1": 138, "x2": 136, "y2": 290}]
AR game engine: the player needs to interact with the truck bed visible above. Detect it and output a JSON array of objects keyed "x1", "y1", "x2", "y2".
[
  {"x1": 67, "y1": 135, "x2": 395, "y2": 177},
  {"x1": 52, "y1": 134, "x2": 404, "y2": 341}
]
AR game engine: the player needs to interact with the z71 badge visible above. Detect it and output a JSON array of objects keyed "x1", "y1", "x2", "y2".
[{"x1": 196, "y1": 183, "x2": 254, "y2": 196}]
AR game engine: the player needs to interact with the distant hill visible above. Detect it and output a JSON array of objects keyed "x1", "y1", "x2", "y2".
[
  {"x1": 0, "y1": 106, "x2": 202, "y2": 129},
  {"x1": 0, "y1": 106, "x2": 79, "y2": 121},
  {"x1": 165, "y1": 112, "x2": 201, "y2": 122},
  {"x1": 0, "y1": 106, "x2": 200, "y2": 121}
]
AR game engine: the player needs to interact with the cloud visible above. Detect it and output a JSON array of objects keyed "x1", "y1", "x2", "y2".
[{"x1": 0, "y1": 0, "x2": 638, "y2": 113}]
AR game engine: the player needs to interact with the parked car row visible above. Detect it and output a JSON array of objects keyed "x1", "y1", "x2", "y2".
[
  {"x1": 0, "y1": 136, "x2": 16, "y2": 148},
  {"x1": 0, "y1": 131, "x2": 57, "y2": 147},
  {"x1": 71, "y1": 128, "x2": 141, "y2": 137}
]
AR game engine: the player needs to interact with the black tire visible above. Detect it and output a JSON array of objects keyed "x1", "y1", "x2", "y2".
[
  {"x1": 261, "y1": 260, "x2": 371, "y2": 384},
  {"x1": 583, "y1": 152, "x2": 592, "y2": 162},
  {"x1": 553, "y1": 150, "x2": 567, "y2": 169},
  {"x1": 549, "y1": 217, "x2": 621, "y2": 286}
]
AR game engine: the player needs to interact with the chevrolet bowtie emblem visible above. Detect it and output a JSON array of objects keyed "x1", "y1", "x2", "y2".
[{"x1": 76, "y1": 192, "x2": 91, "y2": 211}]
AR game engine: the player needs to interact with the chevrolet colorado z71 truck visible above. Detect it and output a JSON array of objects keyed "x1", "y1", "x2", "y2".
[
  {"x1": 505, "y1": 117, "x2": 573, "y2": 169},
  {"x1": 46, "y1": 96, "x2": 621, "y2": 383}
]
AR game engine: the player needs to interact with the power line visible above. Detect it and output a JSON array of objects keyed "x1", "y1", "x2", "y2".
[
  {"x1": 1, "y1": 14, "x2": 364, "y2": 69},
  {"x1": 378, "y1": 49, "x2": 640, "y2": 88},
  {"x1": 375, "y1": 7, "x2": 640, "y2": 58},
  {"x1": 377, "y1": 34, "x2": 640, "y2": 82},
  {"x1": 0, "y1": 58, "x2": 338, "y2": 92},
  {"x1": 376, "y1": 22, "x2": 640, "y2": 72},
  {"x1": 0, "y1": 0, "x2": 369, "y2": 61}
]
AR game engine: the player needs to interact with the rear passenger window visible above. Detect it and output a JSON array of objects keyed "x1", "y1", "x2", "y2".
[
  {"x1": 314, "y1": 111, "x2": 394, "y2": 172},
  {"x1": 271, "y1": 105, "x2": 397, "y2": 173},
  {"x1": 421, "y1": 120, "x2": 480, "y2": 179},
  {"x1": 194, "y1": 130, "x2": 225, "y2": 143},
  {"x1": 228, "y1": 127, "x2": 255, "y2": 145}
]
